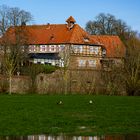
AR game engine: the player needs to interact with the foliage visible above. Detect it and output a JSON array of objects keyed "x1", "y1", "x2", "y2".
[
  {"x1": 0, "y1": 95, "x2": 139, "y2": 136},
  {"x1": 42, "y1": 64, "x2": 58, "y2": 74},
  {"x1": 21, "y1": 64, "x2": 58, "y2": 75}
]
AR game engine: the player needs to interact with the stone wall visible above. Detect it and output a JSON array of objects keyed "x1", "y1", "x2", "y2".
[
  {"x1": 0, "y1": 70, "x2": 107, "y2": 94},
  {"x1": 0, "y1": 75, "x2": 30, "y2": 93}
]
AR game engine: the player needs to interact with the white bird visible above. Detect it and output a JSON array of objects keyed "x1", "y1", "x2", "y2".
[
  {"x1": 57, "y1": 100, "x2": 63, "y2": 105},
  {"x1": 89, "y1": 100, "x2": 93, "y2": 104}
]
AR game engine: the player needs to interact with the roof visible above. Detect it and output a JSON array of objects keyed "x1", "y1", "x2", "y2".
[
  {"x1": 2, "y1": 23, "x2": 99, "y2": 45},
  {"x1": 91, "y1": 35, "x2": 126, "y2": 57},
  {"x1": 0, "y1": 16, "x2": 125, "y2": 58}
]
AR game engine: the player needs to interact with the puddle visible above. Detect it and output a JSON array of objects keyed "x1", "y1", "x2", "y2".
[{"x1": 0, "y1": 134, "x2": 139, "y2": 140}]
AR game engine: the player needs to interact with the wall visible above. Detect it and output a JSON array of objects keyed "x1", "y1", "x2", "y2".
[
  {"x1": 0, "y1": 75, "x2": 30, "y2": 93},
  {"x1": 69, "y1": 55, "x2": 102, "y2": 70},
  {"x1": 0, "y1": 70, "x2": 103, "y2": 94}
]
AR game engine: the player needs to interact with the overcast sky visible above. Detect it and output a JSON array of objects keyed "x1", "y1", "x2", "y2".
[{"x1": 1, "y1": 0, "x2": 140, "y2": 32}]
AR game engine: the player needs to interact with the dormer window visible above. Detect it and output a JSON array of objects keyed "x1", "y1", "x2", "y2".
[
  {"x1": 102, "y1": 48, "x2": 106, "y2": 57},
  {"x1": 84, "y1": 38, "x2": 89, "y2": 42},
  {"x1": 50, "y1": 34, "x2": 54, "y2": 40},
  {"x1": 83, "y1": 35, "x2": 90, "y2": 43}
]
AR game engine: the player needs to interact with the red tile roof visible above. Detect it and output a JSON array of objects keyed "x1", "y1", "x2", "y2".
[
  {"x1": 2, "y1": 24, "x2": 99, "y2": 45},
  {"x1": 1, "y1": 16, "x2": 125, "y2": 58},
  {"x1": 91, "y1": 35, "x2": 126, "y2": 58}
]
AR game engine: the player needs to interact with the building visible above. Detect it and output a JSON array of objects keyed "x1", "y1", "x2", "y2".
[{"x1": 0, "y1": 16, "x2": 125, "y2": 70}]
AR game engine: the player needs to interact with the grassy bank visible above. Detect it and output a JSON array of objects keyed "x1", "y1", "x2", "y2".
[{"x1": 0, "y1": 95, "x2": 139, "y2": 136}]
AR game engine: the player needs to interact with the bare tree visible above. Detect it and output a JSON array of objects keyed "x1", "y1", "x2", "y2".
[
  {"x1": 7, "y1": 7, "x2": 32, "y2": 26},
  {"x1": 100, "y1": 36, "x2": 140, "y2": 96},
  {"x1": 0, "y1": 5, "x2": 9, "y2": 35},
  {"x1": 1, "y1": 26, "x2": 29, "y2": 94},
  {"x1": 0, "y1": 5, "x2": 32, "y2": 36},
  {"x1": 59, "y1": 45, "x2": 71, "y2": 94},
  {"x1": 123, "y1": 36, "x2": 140, "y2": 95},
  {"x1": 85, "y1": 13, "x2": 133, "y2": 41},
  {"x1": 0, "y1": 5, "x2": 32, "y2": 94}
]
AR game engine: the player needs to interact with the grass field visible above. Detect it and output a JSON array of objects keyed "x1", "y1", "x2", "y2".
[{"x1": 0, "y1": 94, "x2": 139, "y2": 136}]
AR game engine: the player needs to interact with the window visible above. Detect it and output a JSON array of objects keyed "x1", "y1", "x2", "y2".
[
  {"x1": 60, "y1": 45, "x2": 65, "y2": 51},
  {"x1": 40, "y1": 45, "x2": 46, "y2": 52},
  {"x1": 102, "y1": 49, "x2": 106, "y2": 57},
  {"x1": 78, "y1": 60, "x2": 86, "y2": 67},
  {"x1": 84, "y1": 38, "x2": 89, "y2": 42},
  {"x1": 34, "y1": 59, "x2": 37, "y2": 64},
  {"x1": 88, "y1": 60, "x2": 96, "y2": 67},
  {"x1": 29, "y1": 45, "x2": 36, "y2": 52},
  {"x1": 40, "y1": 59, "x2": 45, "y2": 64},
  {"x1": 49, "y1": 45, "x2": 56, "y2": 52},
  {"x1": 72, "y1": 45, "x2": 83, "y2": 53},
  {"x1": 79, "y1": 46, "x2": 83, "y2": 53},
  {"x1": 90, "y1": 46, "x2": 99, "y2": 54},
  {"x1": 73, "y1": 45, "x2": 78, "y2": 53}
]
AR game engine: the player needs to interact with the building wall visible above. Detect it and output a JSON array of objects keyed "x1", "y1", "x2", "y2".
[
  {"x1": 69, "y1": 56, "x2": 102, "y2": 69},
  {"x1": 29, "y1": 44, "x2": 65, "y2": 53},
  {"x1": 71, "y1": 45, "x2": 102, "y2": 56},
  {"x1": 28, "y1": 44, "x2": 103, "y2": 69}
]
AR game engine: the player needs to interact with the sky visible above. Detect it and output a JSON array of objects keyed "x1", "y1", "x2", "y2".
[{"x1": 0, "y1": 0, "x2": 140, "y2": 32}]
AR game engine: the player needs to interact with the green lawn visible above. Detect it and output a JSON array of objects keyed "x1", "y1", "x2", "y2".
[{"x1": 0, "y1": 94, "x2": 139, "y2": 136}]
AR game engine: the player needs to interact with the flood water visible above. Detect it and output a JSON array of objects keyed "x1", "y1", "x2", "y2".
[{"x1": 0, "y1": 134, "x2": 139, "y2": 140}]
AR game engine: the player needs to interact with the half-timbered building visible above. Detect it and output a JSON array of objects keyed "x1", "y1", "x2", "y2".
[{"x1": 0, "y1": 16, "x2": 125, "y2": 70}]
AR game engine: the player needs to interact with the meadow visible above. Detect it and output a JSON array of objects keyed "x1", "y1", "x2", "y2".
[{"x1": 0, "y1": 94, "x2": 139, "y2": 136}]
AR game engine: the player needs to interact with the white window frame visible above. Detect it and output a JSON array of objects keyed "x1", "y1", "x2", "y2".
[
  {"x1": 90, "y1": 46, "x2": 99, "y2": 54},
  {"x1": 78, "y1": 60, "x2": 86, "y2": 67},
  {"x1": 29, "y1": 45, "x2": 36, "y2": 52},
  {"x1": 59, "y1": 45, "x2": 65, "y2": 51},
  {"x1": 79, "y1": 45, "x2": 83, "y2": 53},
  {"x1": 40, "y1": 45, "x2": 46, "y2": 52},
  {"x1": 49, "y1": 45, "x2": 56, "y2": 52},
  {"x1": 88, "y1": 60, "x2": 96, "y2": 67}
]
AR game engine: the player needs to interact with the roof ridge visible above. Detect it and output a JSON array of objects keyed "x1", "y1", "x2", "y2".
[
  {"x1": 92, "y1": 35, "x2": 119, "y2": 37},
  {"x1": 68, "y1": 24, "x2": 78, "y2": 43}
]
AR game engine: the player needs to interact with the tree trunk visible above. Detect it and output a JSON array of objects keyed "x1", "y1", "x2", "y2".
[
  {"x1": 64, "y1": 70, "x2": 68, "y2": 95},
  {"x1": 9, "y1": 74, "x2": 12, "y2": 95}
]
